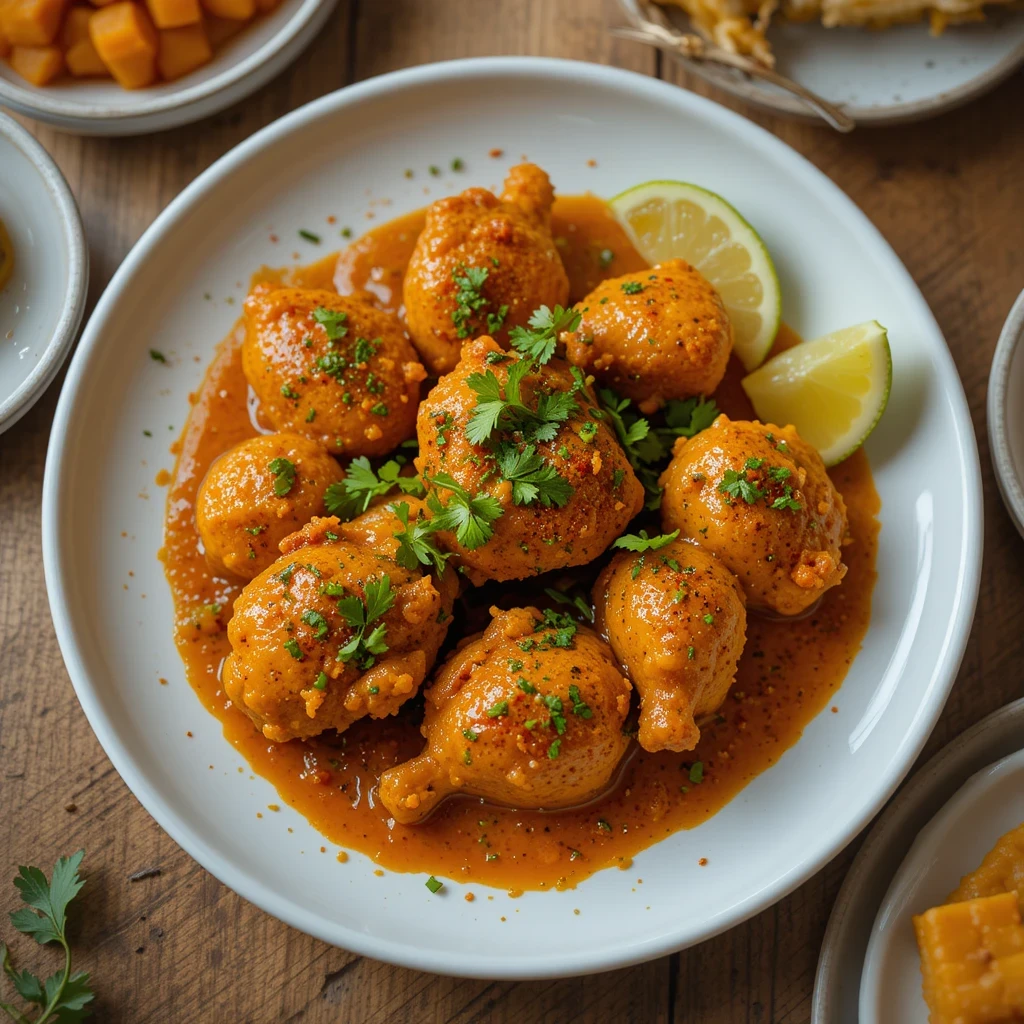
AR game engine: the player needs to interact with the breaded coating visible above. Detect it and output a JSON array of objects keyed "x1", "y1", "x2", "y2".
[
  {"x1": 565, "y1": 259, "x2": 732, "y2": 413},
  {"x1": 595, "y1": 539, "x2": 746, "y2": 753},
  {"x1": 378, "y1": 606, "x2": 632, "y2": 824},
  {"x1": 195, "y1": 432, "x2": 343, "y2": 580},
  {"x1": 659, "y1": 415, "x2": 848, "y2": 615},
  {"x1": 242, "y1": 285, "x2": 426, "y2": 457},
  {"x1": 415, "y1": 336, "x2": 644, "y2": 582},
  {"x1": 222, "y1": 531, "x2": 453, "y2": 743},
  {"x1": 402, "y1": 163, "x2": 570, "y2": 375}
]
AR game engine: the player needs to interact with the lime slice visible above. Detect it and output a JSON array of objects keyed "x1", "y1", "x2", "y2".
[
  {"x1": 609, "y1": 180, "x2": 781, "y2": 372},
  {"x1": 740, "y1": 321, "x2": 892, "y2": 466}
]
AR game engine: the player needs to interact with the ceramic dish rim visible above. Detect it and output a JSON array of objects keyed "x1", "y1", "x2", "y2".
[
  {"x1": 41, "y1": 56, "x2": 984, "y2": 977},
  {"x1": 987, "y1": 289, "x2": 1024, "y2": 539},
  {"x1": 0, "y1": 111, "x2": 88, "y2": 433}
]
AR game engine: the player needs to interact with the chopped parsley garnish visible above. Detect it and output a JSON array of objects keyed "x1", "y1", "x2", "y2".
[
  {"x1": 533, "y1": 608, "x2": 578, "y2": 649},
  {"x1": 298, "y1": 229, "x2": 321, "y2": 244},
  {"x1": 544, "y1": 587, "x2": 594, "y2": 623},
  {"x1": 149, "y1": 349, "x2": 167, "y2": 363},
  {"x1": 568, "y1": 684, "x2": 592, "y2": 719},
  {"x1": 451, "y1": 157, "x2": 465, "y2": 171},
  {"x1": 487, "y1": 700, "x2": 509, "y2": 718},
  {"x1": 280, "y1": 383, "x2": 300, "y2": 400},
  {"x1": 334, "y1": 575, "x2": 394, "y2": 669},
  {"x1": 517, "y1": 678, "x2": 537, "y2": 694},
  {"x1": 508, "y1": 304, "x2": 581, "y2": 365},
  {"x1": 689, "y1": 762, "x2": 704, "y2": 784},
  {"x1": 597, "y1": 819, "x2": 612, "y2": 833},
  {"x1": 547, "y1": 738, "x2": 562, "y2": 759},
  {"x1": 311, "y1": 306, "x2": 348, "y2": 341},
  {"x1": 718, "y1": 468, "x2": 764, "y2": 504},
  {"x1": 324, "y1": 457, "x2": 424, "y2": 519},
  {"x1": 313, "y1": 671, "x2": 328, "y2": 691},
  {"x1": 424, "y1": 472, "x2": 504, "y2": 550},
  {"x1": 771, "y1": 488, "x2": 802, "y2": 511},
  {"x1": 507, "y1": 658, "x2": 524, "y2": 672},
  {"x1": 301, "y1": 609, "x2": 330, "y2": 640},
  {"x1": 462, "y1": 749, "x2": 472, "y2": 765},
  {"x1": 768, "y1": 465, "x2": 791, "y2": 483},
  {"x1": 495, "y1": 443, "x2": 573, "y2": 508},
  {"x1": 425, "y1": 876, "x2": 443, "y2": 893},
  {"x1": 370, "y1": 402, "x2": 388, "y2": 416},
  {"x1": 268, "y1": 457, "x2": 296, "y2": 497},
  {"x1": 352, "y1": 336, "x2": 379, "y2": 364},
  {"x1": 703, "y1": 613, "x2": 715, "y2": 625},
  {"x1": 283, "y1": 638, "x2": 303, "y2": 661},
  {"x1": 687, "y1": 645, "x2": 695, "y2": 660},
  {"x1": 612, "y1": 529, "x2": 679, "y2": 552},
  {"x1": 620, "y1": 281, "x2": 644, "y2": 295},
  {"x1": 462, "y1": 728, "x2": 478, "y2": 742},
  {"x1": 451, "y1": 264, "x2": 495, "y2": 340},
  {"x1": 391, "y1": 500, "x2": 449, "y2": 575}
]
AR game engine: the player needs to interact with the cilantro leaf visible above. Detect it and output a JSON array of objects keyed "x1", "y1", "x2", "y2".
[
  {"x1": 426, "y1": 474, "x2": 504, "y2": 550},
  {"x1": 267, "y1": 457, "x2": 296, "y2": 497},
  {"x1": 612, "y1": 529, "x2": 680, "y2": 552},
  {"x1": 324, "y1": 457, "x2": 423, "y2": 519},
  {"x1": 718, "y1": 469, "x2": 764, "y2": 505},
  {"x1": 771, "y1": 487, "x2": 802, "y2": 511},
  {"x1": 3, "y1": 851, "x2": 93, "y2": 1024},
  {"x1": 390, "y1": 501, "x2": 449, "y2": 575},
  {"x1": 451, "y1": 264, "x2": 492, "y2": 339},
  {"x1": 312, "y1": 306, "x2": 348, "y2": 341},
  {"x1": 333, "y1": 575, "x2": 394, "y2": 669},
  {"x1": 495, "y1": 444, "x2": 573, "y2": 508},
  {"x1": 508, "y1": 304, "x2": 581, "y2": 364},
  {"x1": 543, "y1": 587, "x2": 594, "y2": 623},
  {"x1": 662, "y1": 396, "x2": 719, "y2": 439}
]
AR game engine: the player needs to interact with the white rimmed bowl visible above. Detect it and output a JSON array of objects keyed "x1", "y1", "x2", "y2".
[
  {"x1": 42, "y1": 57, "x2": 983, "y2": 977},
  {"x1": 0, "y1": 112, "x2": 87, "y2": 433},
  {"x1": 988, "y1": 289, "x2": 1024, "y2": 539},
  {"x1": 0, "y1": 0, "x2": 337, "y2": 136},
  {"x1": 859, "y1": 748, "x2": 1024, "y2": 1023}
]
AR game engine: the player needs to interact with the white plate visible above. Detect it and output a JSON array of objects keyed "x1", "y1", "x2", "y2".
[
  {"x1": 0, "y1": 0, "x2": 336, "y2": 136},
  {"x1": 0, "y1": 112, "x2": 87, "y2": 433},
  {"x1": 663, "y1": 10, "x2": 1024, "y2": 124},
  {"x1": 42, "y1": 57, "x2": 983, "y2": 977},
  {"x1": 860, "y1": 748, "x2": 1024, "y2": 1023},
  {"x1": 812, "y1": 699, "x2": 1024, "y2": 1023},
  {"x1": 988, "y1": 290, "x2": 1024, "y2": 540}
]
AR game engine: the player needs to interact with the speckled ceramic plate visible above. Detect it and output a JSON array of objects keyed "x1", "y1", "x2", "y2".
[
  {"x1": 988, "y1": 290, "x2": 1024, "y2": 540},
  {"x1": 813, "y1": 699, "x2": 1024, "y2": 1023},
  {"x1": 659, "y1": 8, "x2": 1024, "y2": 124},
  {"x1": 43, "y1": 58, "x2": 982, "y2": 977}
]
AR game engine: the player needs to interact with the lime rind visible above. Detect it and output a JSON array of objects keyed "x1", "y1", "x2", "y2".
[
  {"x1": 608, "y1": 180, "x2": 781, "y2": 372},
  {"x1": 741, "y1": 321, "x2": 892, "y2": 467}
]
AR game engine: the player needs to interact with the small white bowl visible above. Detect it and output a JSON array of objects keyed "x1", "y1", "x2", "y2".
[
  {"x1": 0, "y1": 112, "x2": 87, "y2": 434},
  {"x1": 988, "y1": 289, "x2": 1024, "y2": 539},
  {"x1": 859, "y1": 748, "x2": 1024, "y2": 1023},
  {"x1": 0, "y1": 0, "x2": 337, "y2": 136}
]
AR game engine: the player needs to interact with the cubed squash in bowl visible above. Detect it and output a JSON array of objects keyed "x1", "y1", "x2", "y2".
[
  {"x1": 9, "y1": 42, "x2": 64, "y2": 82},
  {"x1": 145, "y1": 0, "x2": 200, "y2": 29},
  {"x1": 202, "y1": 11, "x2": 242, "y2": 45},
  {"x1": 2, "y1": 0, "x2": 67, "y2": 47},
  {"x1": 89, "y1": 1, "x2": 157, "y2": 88},
  {"x1": 156, "y1": 20, "x2": 208, "y2": 79},
  {"x1": 61, "y1": 5, "x2": 92, "y2": 45}
]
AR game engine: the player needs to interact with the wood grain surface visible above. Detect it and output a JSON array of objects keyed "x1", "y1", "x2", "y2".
[{"x1": 1, "y1": 1, "x2": 1022, "y2": 1020}]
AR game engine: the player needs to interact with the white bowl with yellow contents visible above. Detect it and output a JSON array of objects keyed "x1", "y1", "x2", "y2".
[
  {"x1": 0, "y1": 0, "x2": 336, "y2": 136},
  {"x1": 0, "y1": 112, "x2": 87, "y2": 434}
]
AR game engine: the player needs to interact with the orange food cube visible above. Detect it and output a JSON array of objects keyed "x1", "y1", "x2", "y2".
[
  {"x1": 61, "y1": 5, "x2": 92, "y2": 46},
  {"x1": 89, "y1": 1, "x2": 157, "y2": 88},
  {"x1": 915, "y1": 891, "x2": 1024, "y2": 1024},
  {"x1": 9, "y1": 42, "x2": 63, "y2": 83},
  {"x1": 1, "y1": 0, "x2": 67, "y2": 46},
  {"x1": 145, "y1": 0, "x2": 199, "y2": 28},
  {"x1": 950, "y1": 823, "x2": 1024, "y2": 909},
  {"x1": 65, "y1": 35, "x2": 107, "y2": 74},
  {"x1": 199, "y1": 0, "x2": 253, "y2": 21},
  {"x1": 156, "y1": 21, "x2": 208, "y2": 79},
  {"x1": 202, "y1": 11, "x2": 241, "y2": 45}
]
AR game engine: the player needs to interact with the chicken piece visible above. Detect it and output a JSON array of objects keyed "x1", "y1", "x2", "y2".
[
  {"x1": 594, "y1": 538, "x2": 746, "y2": 752},
  {"x1": 378, "y1": 606, "x2": 632, "y2": 824},
  {"x1": 402, "y1": 163, "x2": 570, "y2": 375},
  {"x1": 195, "y1": 432, "x2": 343, "y2": 580},
  {"x1": 564, "y1": 260, "x2": 733, "y2": 413},
  {"x1": 659, "y1": 415, "x2": 848, "y2": 615},
  {"x1": 242, "y1": 285, "x2": 427, "y2": 457},
  {"x1": 415, "y1": 336, "x2": 644, "y2": 583},
  {"x1": 222, "y1": 524, "x2": 454, "y2": 743}
]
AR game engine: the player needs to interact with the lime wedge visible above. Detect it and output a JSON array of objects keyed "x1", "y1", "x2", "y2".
[
  {"x1": 609, "y1": 180, "x2": 781, "y2": 371},
  {"x1": 740, "y1": 321, "x2": 892, "y2": 466}
]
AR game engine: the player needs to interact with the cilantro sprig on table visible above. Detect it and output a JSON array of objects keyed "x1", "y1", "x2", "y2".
[
  {"x1": 0, "y1": 850, "x2": 93, "y2": 1024},
  {"x1": 324, "y1": 457, "x2": 424, "y2": 520}
]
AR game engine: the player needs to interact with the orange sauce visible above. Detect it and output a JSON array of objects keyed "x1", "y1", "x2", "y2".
[{"x1": 163, "y1": 195, "x2": 880, "y2": 892}]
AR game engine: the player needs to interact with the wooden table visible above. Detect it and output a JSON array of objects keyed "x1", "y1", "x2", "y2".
[{"x1": 2, "y1": 2, "x2": 1022, "y2": 1019}]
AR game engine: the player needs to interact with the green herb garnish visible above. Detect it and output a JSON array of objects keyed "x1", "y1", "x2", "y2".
[
  {"x1": 334, "y1": 576, "x2": 394, "y2": 669},
  {"x1": 268, "y1": 457, "x2": 296, "y2": 497},
  {"x1": 508, "y1": 304, "x2": 581, "y2": 365},
  {"x1": 612, "y1": 529, "x2": 679, "y2": 553}
]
